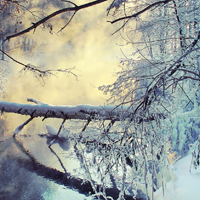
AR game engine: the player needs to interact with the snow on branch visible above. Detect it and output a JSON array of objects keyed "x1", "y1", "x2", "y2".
[
  {"x1": 0, "y1": 99, "x2": 165, "y2": 126},
  {"x1": 0, "y1": 99, "x2": 165, "y2": 136},
  {"x1": 13, "y1": 116, "x2": 34, "y2": 135},
  {"x1": 0, "y1": 101, "x2": 124, "y2": 120}
]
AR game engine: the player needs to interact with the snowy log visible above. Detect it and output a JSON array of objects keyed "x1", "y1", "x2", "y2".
[{"x1": 0, "y1": 101, "x2": 125, "y2": 120}]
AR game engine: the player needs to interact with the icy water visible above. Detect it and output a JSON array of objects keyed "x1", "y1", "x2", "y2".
[
  {"x1": 0, "y1": 117, "x2": 149, "y2": 200},
  {"x1": 0, "y1": 119, "x2": 90, "y2": 200}
]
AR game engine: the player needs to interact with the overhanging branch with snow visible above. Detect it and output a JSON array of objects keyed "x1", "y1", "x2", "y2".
[
  {"x1": 0, "y1": 100, "x2": 124, "y2": 120},
  {"x1": 0, "y1": 99, "x2": 164, "y2": 136},
  {"x1": 0, "y1": 100, "x2": 165, "y2": 122}
]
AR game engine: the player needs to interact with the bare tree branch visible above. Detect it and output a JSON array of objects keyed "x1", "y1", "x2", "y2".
[
  {"x1": 0, "y1": 48, "x2": 77, "y2": 79},
  {"x1": 57, "y1": 10, "x2": 77, "y2": 33},
  {"x1": 4, "y1": 0, "x2": 108, "y2": 42},
  {"x1": 13, "y1": 116, "x2": 34, "y2": 135},
  {"x1": 108, "y1": 0, "x2": 172, "y2": 24}
]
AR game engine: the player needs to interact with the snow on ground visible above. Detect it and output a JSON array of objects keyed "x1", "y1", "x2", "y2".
[{"x1": 154, "y1": 154, "x2": 200, "y2": 200}]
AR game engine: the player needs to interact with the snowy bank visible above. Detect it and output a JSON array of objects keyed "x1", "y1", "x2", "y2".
[{"x1": 154, "y1": 154, "x2": 200, "y2": 200}]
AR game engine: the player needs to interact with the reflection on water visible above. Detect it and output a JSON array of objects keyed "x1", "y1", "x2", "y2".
[
  {"x1": 0, "y1": 119, "x2": 91, "y2": 200},
  {"x1": 0, "y1": 136, "x2": 46, "y2": 200}
]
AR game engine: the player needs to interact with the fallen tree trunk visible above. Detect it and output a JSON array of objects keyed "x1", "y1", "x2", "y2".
[{"x1": 0, "y1": 100, "x2": 123, "y2": 120}]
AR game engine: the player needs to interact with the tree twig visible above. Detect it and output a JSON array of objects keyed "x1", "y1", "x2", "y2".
[
  {"x1": 4, "y1": 0, "x2": 108, "y2": 42},
  {"x1": 13, "y1": 116, "x2": 34, "y2": 135},
  {"x1": 57, "y1": 11, "x2": 77, "y2": 33},
  {"x1": 108, "y1": 0, "x2": 172, "y2": 24},
  {"x1": 0, "y1": 48, "x2": 77, "y2": 78}
]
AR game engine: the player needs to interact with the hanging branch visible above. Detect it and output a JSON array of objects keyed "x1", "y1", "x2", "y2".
[
  {"x1": 49, "y1": 118, "x2": 67, "y2": 146},
  {"x1": 0, "y1": 0, "x2": 107, "y2": 80},
  {"x1": 3, "y1": 0, "x2": 108, "y2": 42},
  {"x1": 57, "y1": 10, "x2": 77, "y2": 33},
  {"x1": 81, "y1": 118, "x2": 91, "y2": 132},
  {"x1": 3, "y1": 0, "x2": 173, "y2": 41},
  {"x1": 108, "y1": 0, "x2": 172, "y2": 24},
  {"x1": 13, "y1": 116, "x2": 34, "y2": 135},
  {"x1": 0, "y1": 48, "x2": 77, "y2": 79}
]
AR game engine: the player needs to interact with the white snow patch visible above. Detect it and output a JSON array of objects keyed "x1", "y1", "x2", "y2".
[
  {"x1": 46, "y1": 124, "x2": 69, "y2": 139},
  {"x1": 154, "y1": 154, "x2": 200, "y2": 200}
]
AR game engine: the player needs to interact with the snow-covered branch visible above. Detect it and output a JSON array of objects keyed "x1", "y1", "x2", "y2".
[{"x1": 0, "y1": 101, "x2": 123, "y2": 120}]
